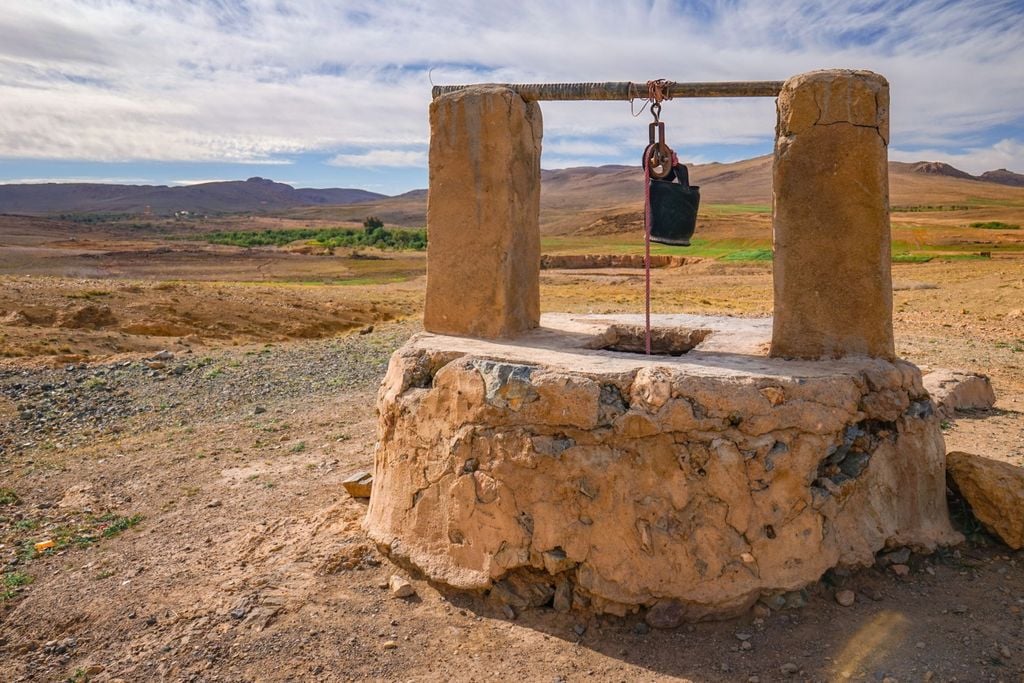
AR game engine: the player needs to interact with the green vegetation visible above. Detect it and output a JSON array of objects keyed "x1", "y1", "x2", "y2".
[
  {"x1": 721, "y1": 248, "x2": 773, "y2": 261},
  {"x1": 892, "y1": 253, "x2": 934, "y2": 263},
  {"x1": 202, "y1": 223, "x2": 427, "y2": 251},
  {"x1": 101, "y1": 514, "x2": 144, "y2": 538},
  {"x1": 891, "y1": 204, "x2": 970, "y2": 212},
  {"x1": 701, "y1": 203, "x2": 772, "y2": 215},
  {"x1": 2, "y1": 571, "x2": 33, "y2": 602},
  {"x1": 969, "y1": 221, "x2": 1020, "y2": 230},
  {"x1": 0, "y1": 488, "x2": 19, "y2": 506}
]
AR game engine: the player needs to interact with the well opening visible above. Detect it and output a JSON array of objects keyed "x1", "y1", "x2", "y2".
[{"x1": 584, "y1": 324, "x2": 711, "y2": 355}]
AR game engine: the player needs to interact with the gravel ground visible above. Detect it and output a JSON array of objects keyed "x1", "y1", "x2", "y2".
[{"x1": 0, "y1": 321, "x2": 418, "y2": 458}]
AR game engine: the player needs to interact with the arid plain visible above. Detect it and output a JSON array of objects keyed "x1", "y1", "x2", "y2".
[{"x1": 1, "y1": 158, "x2": 1024, "y2": 681}]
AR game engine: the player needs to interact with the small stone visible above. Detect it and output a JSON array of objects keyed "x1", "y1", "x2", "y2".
[
  {"x1": 952, "y1": 604, "x2": 968, "y2": 615},
  {"x1": 632, "y1": 622, "x2": 650, "y2": 635},
  {"x1": 740, "y1": 640, "x2": 753, "y2": 651},
  {"x1": 735, "y1": 632, "x2": 752, "y2": 641},
  {"x1": 780, "y1": 662, "x2": 799, "y2": 675},
  {"x1": 881, "y1": 547, "x2": 912, "y2": 565},
  {"x1": 205, "y1": 500, "x2": 222, "y2": 508},
  {"x1": 342, "y1": 472, "x2": 373, "y2": 499},
  {"x1": 150, "y1": 350, "x2": 174, "y2": 361},
  {"x1": 748, "y1": 677, "x2": 760, "y2": 683},
  {"x1": 501, "y1": 604, "x2": 516, "y2": 620},
  {"x1": 382, "y1": 640, "x2": 398, "y2": 650},
  {"x1": 916, "y1": 641, "x2": 925, "y2": 649},
  {"x1": 998, "y1": 644, "x2": 1011, "y2": 659},
  {"x1": 783, "y1": 590, "x2": 807, "y2": 609},
  {"x1": 835, "y1": 589, "x2": 856, "y2": 607},
  {"x1": 890, "y1": 564, "x2": 910, "y2": 576},
  {"x1": 645, "y1": 599, "x2": 687, "y2": 629},
  {"x1": 253, "y1": 406, "x2": 266, "y2": 415},
  {"x1": 572, "y1": 624, "x2": 586, "y2": 637},
  {"x1": 85, "y1": 665, "x2": 105, "y2": 676},
  {"x1": 389, "y1": 575, "x2": 415, "y2": 598},
  {"x1": 923, "y1": 672, "x2": 934, "y2": 682},
  {"x1": 752, "y1": 604, "x2": 771, "y2": 618}
]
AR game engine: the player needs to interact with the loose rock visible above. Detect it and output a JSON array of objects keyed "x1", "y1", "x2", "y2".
[
  {"x1": 342, "y1": 471, "x2": 374, "y2": 499},
  {"x1": 946, "y1": 450, "x2": 1024, "y2": 549},
  {"x1": 388, "y1": 575, "x2": 415, "y2": 598},
  {"x1": 835, "y1": 589, "x2": 856, "y2": 607},
  {"x1": 922, "y1": 369, "x2": 996, "y2": 418}
]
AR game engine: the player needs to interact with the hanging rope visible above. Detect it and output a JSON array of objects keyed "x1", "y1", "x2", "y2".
[
  {"x1": 638, "y1": 80, "x2": 675, "y2": 355},
  {"x1": 643, "y1": 154, "x2": 653, "y2": 355}
]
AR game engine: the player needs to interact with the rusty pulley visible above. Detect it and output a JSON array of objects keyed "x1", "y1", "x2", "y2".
[{"x1": 643, "y1": 103, "x2": 674, "y2": 180}]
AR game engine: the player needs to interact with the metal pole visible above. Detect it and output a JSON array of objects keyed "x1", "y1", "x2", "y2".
[{"x1": 431, "y1": 81, "x2": 783, "y2": 101}]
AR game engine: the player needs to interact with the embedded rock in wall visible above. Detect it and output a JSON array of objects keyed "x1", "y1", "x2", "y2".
[{"x1": 365, "y1": 315, "x2": 961, "y2": 619}]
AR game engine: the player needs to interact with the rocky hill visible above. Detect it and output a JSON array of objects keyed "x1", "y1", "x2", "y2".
[{"x1": 0, "y1": 177, "x2": 386, "y2": 216}]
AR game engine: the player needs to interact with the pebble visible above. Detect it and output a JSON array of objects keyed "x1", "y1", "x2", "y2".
[
  {"x1": 735, "y1": 632, "x2": 752, "y2": 641},
  {"x1": 572, "y1": 624, "x2": 586, "y2": 637},
  {"x1": 891, "y1": 564, "x2": 910, "y2": 576},
  {"x1": 632, "y1": 622, "x2": 650, "y2": 635},
  {"x1": 952, "y1": 604, "x2": 968, "y2": 614},
  {"x1": 382, "y1": 640, "x2": 398, "y2": 650},
  {"x1": 835, "y1": 589, "x2": 856, "y2": 607},
  {"x1": 388, "y1": 575, "x2": 415, "y2": 598},
  {"x1": 780, "y1": 662, "x2": 799, "y2": 675},
  {"x1": 740, "y1": 640, "x2": 753, "y2": 651}
]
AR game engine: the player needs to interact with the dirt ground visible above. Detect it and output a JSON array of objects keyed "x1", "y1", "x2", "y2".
[{"x1": 2, "y1": 218, "x2": 1024, "y2": 682}]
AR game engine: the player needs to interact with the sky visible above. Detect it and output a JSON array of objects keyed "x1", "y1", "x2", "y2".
[{"x1": 0, "y1": 0, "x2": 1022, "y2": 195}]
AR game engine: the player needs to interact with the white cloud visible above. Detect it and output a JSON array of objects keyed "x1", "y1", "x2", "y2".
[
  {"x1": 169, "y1": 179, "x2": 231, "y2": 186},
  {"x1": 0, "y1": 1, "x2": 1021, "y2": 170},
  {"x1": 0, "y1": 176, "x2": 151, "y2": 184},
  {"x1": 327, "y1": 149, "x2": 427, "y2": 167}
]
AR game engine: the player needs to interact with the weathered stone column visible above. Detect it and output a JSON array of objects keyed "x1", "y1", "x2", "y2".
[
  {"x1": 424, "y1": 86, "x2": 542, "y2": 338},
  {"x1": 770, "y1": 70, "x2": 894, "y2": 360}
]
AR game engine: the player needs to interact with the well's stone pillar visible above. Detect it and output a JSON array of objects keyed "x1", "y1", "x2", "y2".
[
  {"x1": 424, "y1": 86, "x2": 542, "y2": 338},
  {"x1": 770, "y1": 70, "x2": 894, "y2": 360}
]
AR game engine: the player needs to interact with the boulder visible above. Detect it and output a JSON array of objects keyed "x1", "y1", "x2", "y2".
[
  {"x1": 947, "y1": 451, "x2": 1024, "y2": 549},
  {"x1": 922, "y1": 369, "x2": 996, "y2": 418}
]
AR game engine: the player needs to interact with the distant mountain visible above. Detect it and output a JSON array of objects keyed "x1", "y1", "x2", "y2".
[
  {"x1": 894, "y1": 161, "x2": 1024, "y2": 187},
  {"x1": 905, "y1": 161, "x2": 976, "y2": 180},
  {"x1": 978, "y1": 168, "x2": 1024, "y2": 187},
  {"x1": 3, "y1": 157, "x2": 1023, "y2": 220},
  {"x1": 0, "y1": 177, "x2": 387, "y2": 215}
]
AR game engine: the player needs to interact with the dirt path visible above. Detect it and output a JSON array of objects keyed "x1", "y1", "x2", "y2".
[{"x1": 2, "y1": 320, "x2": 1023, "y2": 682}]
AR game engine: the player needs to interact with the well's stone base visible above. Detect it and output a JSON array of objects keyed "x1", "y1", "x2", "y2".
[{"x1": 365, "y1": 314, "x2": 960, "y2": 619}]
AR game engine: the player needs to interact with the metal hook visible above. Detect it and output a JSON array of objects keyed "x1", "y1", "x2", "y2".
[{"x1": 650, "y1": 101, "x2": 661, "y2": 123}]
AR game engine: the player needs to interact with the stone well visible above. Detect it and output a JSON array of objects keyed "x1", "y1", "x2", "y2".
[
  {"x1": 364, "y1": 69, "x2": 961, "y2": 621},
  {"x1": 365, "y1": 314, "x2": 959, "y2": 618}
]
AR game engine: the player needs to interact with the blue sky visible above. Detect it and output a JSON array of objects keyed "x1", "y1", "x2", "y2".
[{"x1": 0, "y1": 0, "x2": 1022, "y2": 195}]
